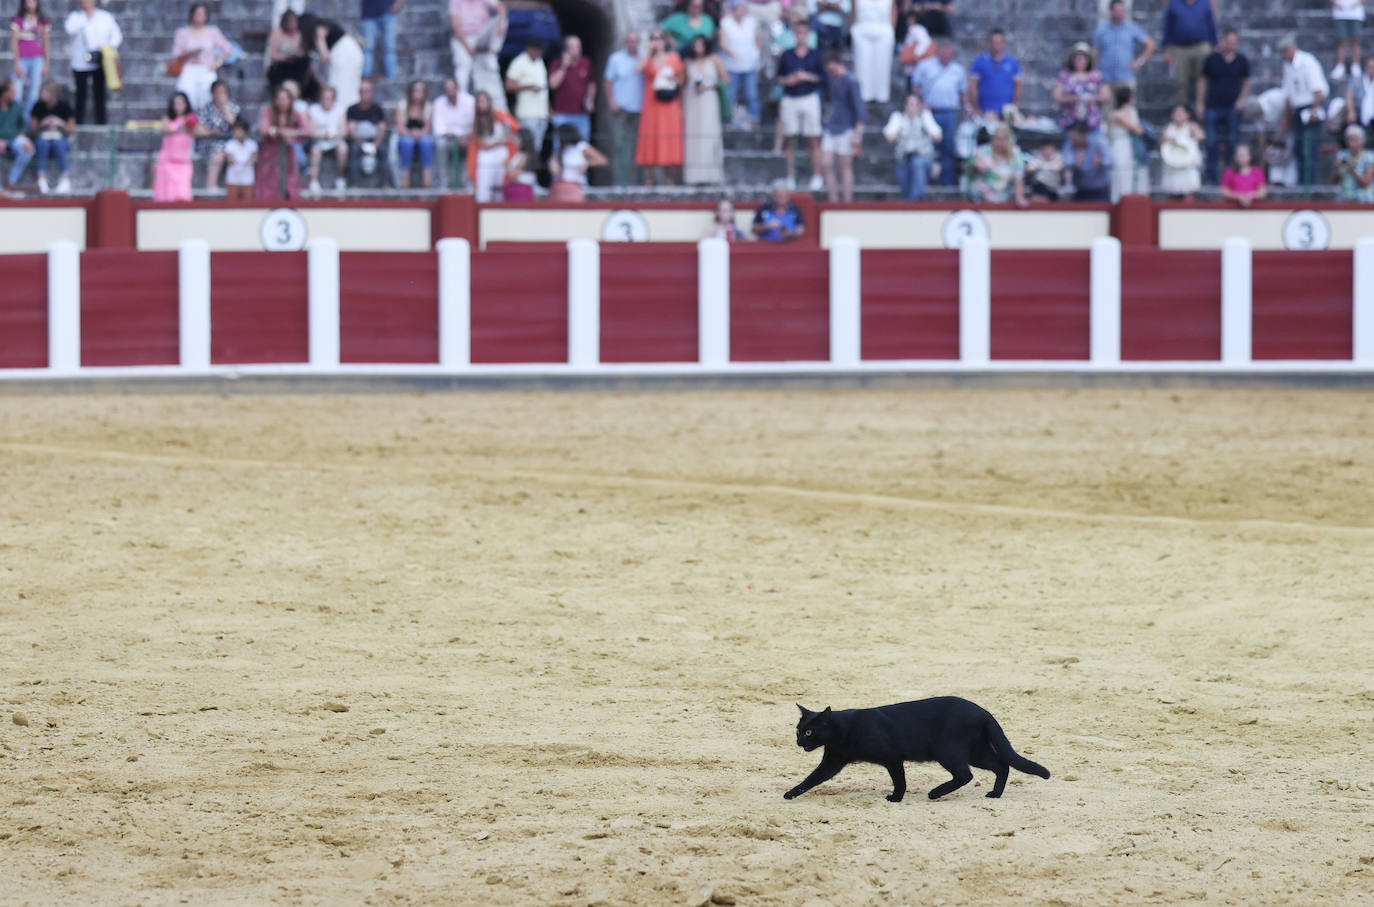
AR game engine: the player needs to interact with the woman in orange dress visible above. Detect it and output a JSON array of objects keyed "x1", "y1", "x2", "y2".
[{"x1": 635, "y1": 29, "x2": 684, "y2": 185}]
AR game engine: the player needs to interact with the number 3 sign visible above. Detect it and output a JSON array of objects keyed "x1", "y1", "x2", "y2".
[
  {"x1": 1282, "y1": 210, "x2": 1331, "y2": 251},
  {"x1": 260, "y1": 208, "x2": 309, "y2": 251},
  {"x1": 601, "y1": 209, "x2": 649, "y2": 242},
  {"x1": 942, "y1": 210, "x2": 990, "y2": 249}
]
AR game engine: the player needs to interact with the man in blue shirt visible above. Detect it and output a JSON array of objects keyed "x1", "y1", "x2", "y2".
[
  {"x1": 602, "y1": 29, "x2": 644, "y2": 186},
  {"x1": 912, "y1": 40, "x2": 967, "y2": 186},
  {"x1": 360, "y1": 0, "x2": 402, "y2": 80},
  {"x1": 1093, "y1": 0, "x2": 1155, "y2": 100},
  {"x1": 778, "y1": 13, "x2": 826, "y2": 191},
  {"x1": 820, "y1": 54, "x2": 865, "y2": 201},
  {"x1": 1063, "y1": 120, "x2": 1114, "y2": 201},
  {"x1": 1162, "y1": 0, "x2": 1218, "y2": 105},
  {"x1": 753, "y1": 179, "x2": 805, "y2": 241},
  {"x1": 967, "y1": 28, "x2": 1021, "y2": 118}
]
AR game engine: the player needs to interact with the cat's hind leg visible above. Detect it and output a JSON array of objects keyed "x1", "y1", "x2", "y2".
[
  {"x1": 928, "y1": 749, "x2": 974, "y2": 800},
  {"x1": 883, "y1": 761, "x2": 907, "y2": 802},
  {"x1": 971, "y1": 745, "x2": 1010, "y2": 798}
]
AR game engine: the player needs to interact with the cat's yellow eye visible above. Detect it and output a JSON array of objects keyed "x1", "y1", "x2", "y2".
[{"x1": 805, "y1": 730, "x2": 812, "y2": 736}]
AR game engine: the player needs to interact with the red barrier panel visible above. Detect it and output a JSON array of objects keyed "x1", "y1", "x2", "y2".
[
  {"x1": 1121, "y1": 249, "x2": 1221, "y2": 360},
  {"x1": 600, "y1": 245, "x2": 698, "y2": 363},
  {"x1": 990, "y1": 250, "x2": 1091, "y2": 360},
  {"x1": 860, "y1": 250, "x2": 959, "y2": 360},
  {"x1": 471, "y1": 248, "x2": 567, "y2": 363},
  {"x1": 730, "y1": 247, "x2": 829, "y2": 361},
  {"x1": 210, "y1": 252, "x2": 309, "y2": 364},
  {"x1": 80, "y1": 250, "x2": 179, "y2": 366},
  {"x1": 1252, "y1": 251, "x2": 1352, "y2": 360},
  {"x1": 0, "y1": 254, "x2": 47, "y2": 368},
  {"x1": 339, "y1": 252, "x2": 439, "y2": 363}
]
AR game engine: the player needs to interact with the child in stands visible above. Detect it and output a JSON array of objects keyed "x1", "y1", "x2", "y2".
[{"x1": 223, "y1": 118, "x2": 257, "y2": 200}]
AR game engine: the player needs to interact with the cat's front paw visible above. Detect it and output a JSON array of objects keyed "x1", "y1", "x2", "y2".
[
  {"x1": 885, "y1": 792, "x2": 904, "y2": 803},
  {"x1": 783, "y1": 790, "x2": 798, "y2": 800}
]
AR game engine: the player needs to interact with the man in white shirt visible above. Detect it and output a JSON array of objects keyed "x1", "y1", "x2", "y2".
[
  {"x1": 505, "y1": 38, "x2": 549, "y2": 154},
  {"x1": 432, "y1": 76, "x2": 475, "y2": 188},
  {"x1": 65, "y1": 0, "x2": 122, "y2": 124},
  {"x1": 1279, "y1": 34, "x2": 1329, "y2": 188}
]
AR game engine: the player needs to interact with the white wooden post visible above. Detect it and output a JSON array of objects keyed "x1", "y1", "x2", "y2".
[
  {"x1": 1220, "y1": 236, "x2": 1252, "y2": 365},
  {"x1": 958, "y1": 237, "x2": 991, "y2": 364},
  {"x1": 567, "y1": 238, "x2": 600, "y2": 367},
  {"x1": 436, "y1": 237, "x2": 471, "y2": 367},
  {"x1": 177, "y1": 239, "x2": 211, "y2": 369},
  {"x1": 697, "y1": 237, "x2": 730, "y2": 366},
  {"x1": 1354, "y1": 237, "x2": 1374, "y2": 363},
  {"x1": 307, "y1": 237, "x2": 340, "y2": 368},
  {"x1": 829, "y1": 236, "x2": 861, "y2": 366},
  {"x1": 46, "y1": 240, "x2": 80, "y2": 373},
  {"x1": 1089, "y1": 236, "x2": 1122, "y2": 365}
]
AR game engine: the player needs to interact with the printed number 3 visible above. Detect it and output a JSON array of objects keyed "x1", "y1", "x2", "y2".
[
  {"x1": 276, "y1": 220, "x2": 293, "y2": 245},
  {"x1": 1298, "y1": 222, "x2": 1314, "y2": 248}
]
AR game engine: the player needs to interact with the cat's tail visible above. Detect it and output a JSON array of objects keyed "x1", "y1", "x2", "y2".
[{"x1": 985, "y1": 719, "x2": 1051, "y2": 780}]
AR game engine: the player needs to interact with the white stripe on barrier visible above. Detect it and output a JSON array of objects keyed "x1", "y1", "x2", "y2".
[
  {"x1": 177, "y1": 239, "x2": 211, "y2": 369},
  {"x1": 958, "y1": 237, "x2": 991, "y2": 365},
  {"x1": 829, "y1": 236, "x2": 861, "y2": 366},
  {"x1": 46, "y1": 240, "x2": 80, "y2": 373},
  {"x1": 1089, "y1": 236, "x2": 1122, "y2": 365},
  {"x1": 567, "y1": 238, "x2": 600, "y2": 367},
  {"x1": 437, "y1": 237, "x2": 471, "y2": 367},
  {"x1": 1220, "y1": 236, "x2": 1252, "y2": 364},
  {"x1": 1355, "y1": 237, "x2": 1374, "y2": 363},
  {"x1": 307, "y1": 237, "x2": 341, "y2": 367},
  {"x1": 698, "y1": 238, "x2": 730, "y2": 366}
]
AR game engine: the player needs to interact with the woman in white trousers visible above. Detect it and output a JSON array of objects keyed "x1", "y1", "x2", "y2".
[{"x1": 850, "y1": 0, "x2": 895, "y2": 103}]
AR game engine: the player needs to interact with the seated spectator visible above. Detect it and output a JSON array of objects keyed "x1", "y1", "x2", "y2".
[
  {"x1": 752, "y1": 178, "x2": 804, "y2": 240},
  {"x1": 1159, "y1": 102, "x2": 1203, "y2": 199},
  {"x1": 395, "y1": 79, "x2": 435, "y2": 188},
  {"x1": 432, "y1": 76, "x2": 474, "y2": 189},
  {"x1": 169, "y1": 3, "x2": 232, "y2": 112},
  {"x1": 1220, "y1": 145, "x2": 1266, "y2": 207},
  {"x1": 720, "y1": 2, "x2": 762, "y2": 126},
  {"x1": 661, "y1": 0, "x2": 715, "y2": 51},
  {"x1": 820, "y1": 53, "x2": 864, "y2": 202},
  {"x1": 153, "y1": 91, "x2": 197, "y2": 202},
  {"x1": 549, "y1": 121, "x2": 607, "y2": 201},
  {"x1": 708, "y1": 198, "x2": 747, "y2": 240},
  {"x1": 266, "y1": 11, "x2": 314, "y2": 98},
  {"x1": 28, "y1": 79, "x2": 72, "y2": 194},
  {"x1": 1347, "y1": 55, "x2": 1374, "y2": 130},
  {"x1": 345, "y1": 76, "x2": 387, "y2": 185},
  {"x1": 882, "y1": 92, "x2": 940, "y2": 200},
  {"x1": 1025, "y1": 142, "x2": 1066, "y2": 201},
  {"x1": 1062, "y1": 119, "x2": 1113, "y2": 201},
  {"x1": 1334, "y1": 124, "x2": 1374, "y2": 201},
  {"x1": 197, "y1": 79, "x2": 239, "y2": 190},
  {"x1": 1054, "y1": 42, "x2": 1109, "y2": 133},
  {"x1": 307, "y1": 85, "x2": 348, "y2": 192},
  {"x1": 549, "y1": 35, "x2": 595, "y2": 146},
  {"x1": 256, "y1": 84, "x2": 308, "y2": 199},
  {"x1": 502, "y1": 126, "x2": 537, "y2": 200},
  {"x1": 851, "y1": 0, "x2": 895, "y2": 104},
  {"x1": 966, "y1": 122, "x2": 1026, "y2": 206},
  {"x1": 808, "y1": 0, "x2": 851, "y2": 54},
  {"x1": 1109, "y1": 85, "x2": 1149, "y2": 199},
  {"x1": 0, "y1": 79, "x2": 35, "y2": 192},
  {"x1": 222, "y1": 118, "x2": 257, "y2": 200}
]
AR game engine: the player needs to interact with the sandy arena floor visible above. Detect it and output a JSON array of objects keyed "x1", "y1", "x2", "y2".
[{"x1": 1, "y1": 386, "x2": 1373, "y2": 906}]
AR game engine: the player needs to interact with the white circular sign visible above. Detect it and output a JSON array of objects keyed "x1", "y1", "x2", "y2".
[
  {"x1": 942, "y1": 210, "x2": 990, "y2": 249},
  {"x1": 601, "y1": 209, "x2": 649, "y2": 243},
  {"x1": 1282, "y1": 209, "x2": 1331, "y2": 251},
  {"x1": 260, "y1": 208, "x2": 308, "y2": 251}
]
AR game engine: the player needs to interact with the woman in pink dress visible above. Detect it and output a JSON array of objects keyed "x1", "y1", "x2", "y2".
[{"x1": 152, "y1": 91, "x2": 197, "y2": 202}]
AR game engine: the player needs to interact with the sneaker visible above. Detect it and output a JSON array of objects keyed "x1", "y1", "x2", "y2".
[
  {"x1": 55, "y1": 176, "x2": 71, "y2": 194},
  {"x1": 785, "y1": 176, "x2": 797, "y2": 190},
  {"x1": 1332, "y1": 62, "x2": 1349, "y2": 80},
  {"x1": 37, "y1": 173, "x2": 49, "y2": 194},
  {"x1": 807, "y1": 173, "x2": 825, "y2": 191},
  {"x1": 309, "y1": 179, "x2": 322, "y2": 195},
  {"x1": 334, "y1": 177, "x2": 347, "y2": 191}
]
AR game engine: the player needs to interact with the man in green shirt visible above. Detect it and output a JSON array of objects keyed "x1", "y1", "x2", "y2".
[{"x1": 0, "y1": 79, "x2": 36, "y2": 191}]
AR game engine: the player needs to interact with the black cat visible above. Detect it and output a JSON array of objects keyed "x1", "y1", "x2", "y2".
[{"x1": 785, "y1": 696, "x2": 1050, "y2": 802}]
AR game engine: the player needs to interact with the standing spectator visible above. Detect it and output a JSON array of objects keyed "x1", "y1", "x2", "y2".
[
  {"x1": 1220, "y1": 144, "x2": 1266, "y2": 207},
  {"x1": 256, "y1": 85, "x2": 308, "y2": 198},
  {"x1": 271, "y1": 0, "x2": 306, "y2": 27},
  {"x1": 1332, "y1": 0, "x2": 1365, "y2": 82},
  {"x1": 502, "y1": 126, "x2": 537, "y2": 199},
  {"x1": 10, "y1": 0, "x2": 50, "y2": 120},
  {"x1": 153, "y1": 91, "x2": 197, "y2": 202},
  {"x1": 683, "y1": 34, "x2": 725, "y2": 185},
  {"x1": 966, "y1": 122, "x2": 1026, "y2": 206},
  {"x1": 360, "y1": 0, "x2": 402, "y2": 81},
  {"x1": 661, "y1": 0, "x2": 715, "y2": 51},
  {"x1": 1161, "y1": 0, "x2": 1217, "y2": 106},
  {"x1": 882, "y1": 91, "x2": 940, "y2": 200},
  {"x1": 820, "y1": 53, "x2": 863, "y2": 201},
  {"x1": 1062, "y1": 119, "x2": 1113, "y2": 201},
  {"x1": 196, "y1": 79, "x2": 238, "y2": 190},
  {"x1": 1279, "y1": 34, "x2": 1329, "y2": 189},
  {"x1": 266, "y1": 11, "x2": 313, "y2": 97},
  {"x1": 1197, "y1": 29, "x2": 1250, "y2": 184},
  {"x1": 449, "y1": 0, "x2": 502, "y2": 97},
  {"x1": 344, "y1": 76, "x2": 387, "y2": 185},
  {"x1": 898, "y1": 18, "x2": 933, "y2": 85},
  {"x1": 505, "y1": 37, "x2": 549, "y2": 154},
  {"x1": 914, "y1": 0, "x2": 953, "y2": 39},
  {"x1": 808, "y1": 0, "x2": 850, "y2": 54},
  {"x1": 549, "y1": 35, "x2": 595, "y2": 145},
  {"x1": 850, "y1": 0, "x2": 895, "y2": 104},
  {"x1": 967, "y1": 28, "x2": 1021, "y2": 119},
  {"x1": 911, "y1": 39, "x2": 965, "y2": 187},
  {"x1": 432, "y1": 76, "x2": 473, "y2": 188},
  {"x1": 1347, "y1": 55, "x2": 1374, "y2": 130},
  {"x1": 1159, "y1": 103, "x2": 1203, "y2": 199},
  {"x1": 636, "y1": 28, "x2": 685, "y2": 186},
  {"x1": 28, "y1": 78, "x2": 71, "y2": 192},
  {"x1": 1333, "y1": 123, "x2": 1374, "y2": 199},
  {"x1": 1054, "y1": 42, "x2": 1109, "y2": 133},
  {"x1": 64, "y1": 0, "x2": 120, "y2": 125},
  {"x1": 1108, "y1": 85, "x2": 1149, "y2": 199},
  {"x1": 0, "y1": 78, "x2": 35, "y2": 191},
  {"x1": 549, "y1": 120, "x2": 608, "y2": 201},
  {"x1": 603, "y1": 29, "x2": 643, "y2": 185},
  {"x1": 222, "y1": 118, "x2": 257, "y2": 200},
  {"x1": 169, "y1": 4, "x2": 231, "y2": 112},
  {"x1": 753, "y1": 178, "x2": 804, "y2": 240},
  {"x1": 394, "y1": 79, "x2": 434, "y2": 188},
  {"x1": 307, "y1": 84, "x2": 348, "y2": 192},
  {"x1": 298, "y1": 12, "x2": 364, "y2": 111},
  {"x1": 720, "y1": 2, "x2": 762, "y2": 125},
  {"x1": 778, "y1": 14, "x2": 825, "y2": 191},
  {"x1": 1093, "y1": 0, "x2": 1154, "y2": 108},
  {"x1": 467, "y1": 89, "x2": 516, "y2": 201}
]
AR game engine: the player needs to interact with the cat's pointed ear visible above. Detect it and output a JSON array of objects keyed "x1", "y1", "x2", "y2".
[
  {"x1": 821, "y1": 706, "x2": 833, "y2": 718},
  {"x1": 796, "y1": 703, "x2": 809, "y2": 716}
]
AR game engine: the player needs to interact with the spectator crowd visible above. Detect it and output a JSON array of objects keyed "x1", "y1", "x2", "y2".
[{"x1": 1, "y1": 0, "x2": 1372, "y2": 204}]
